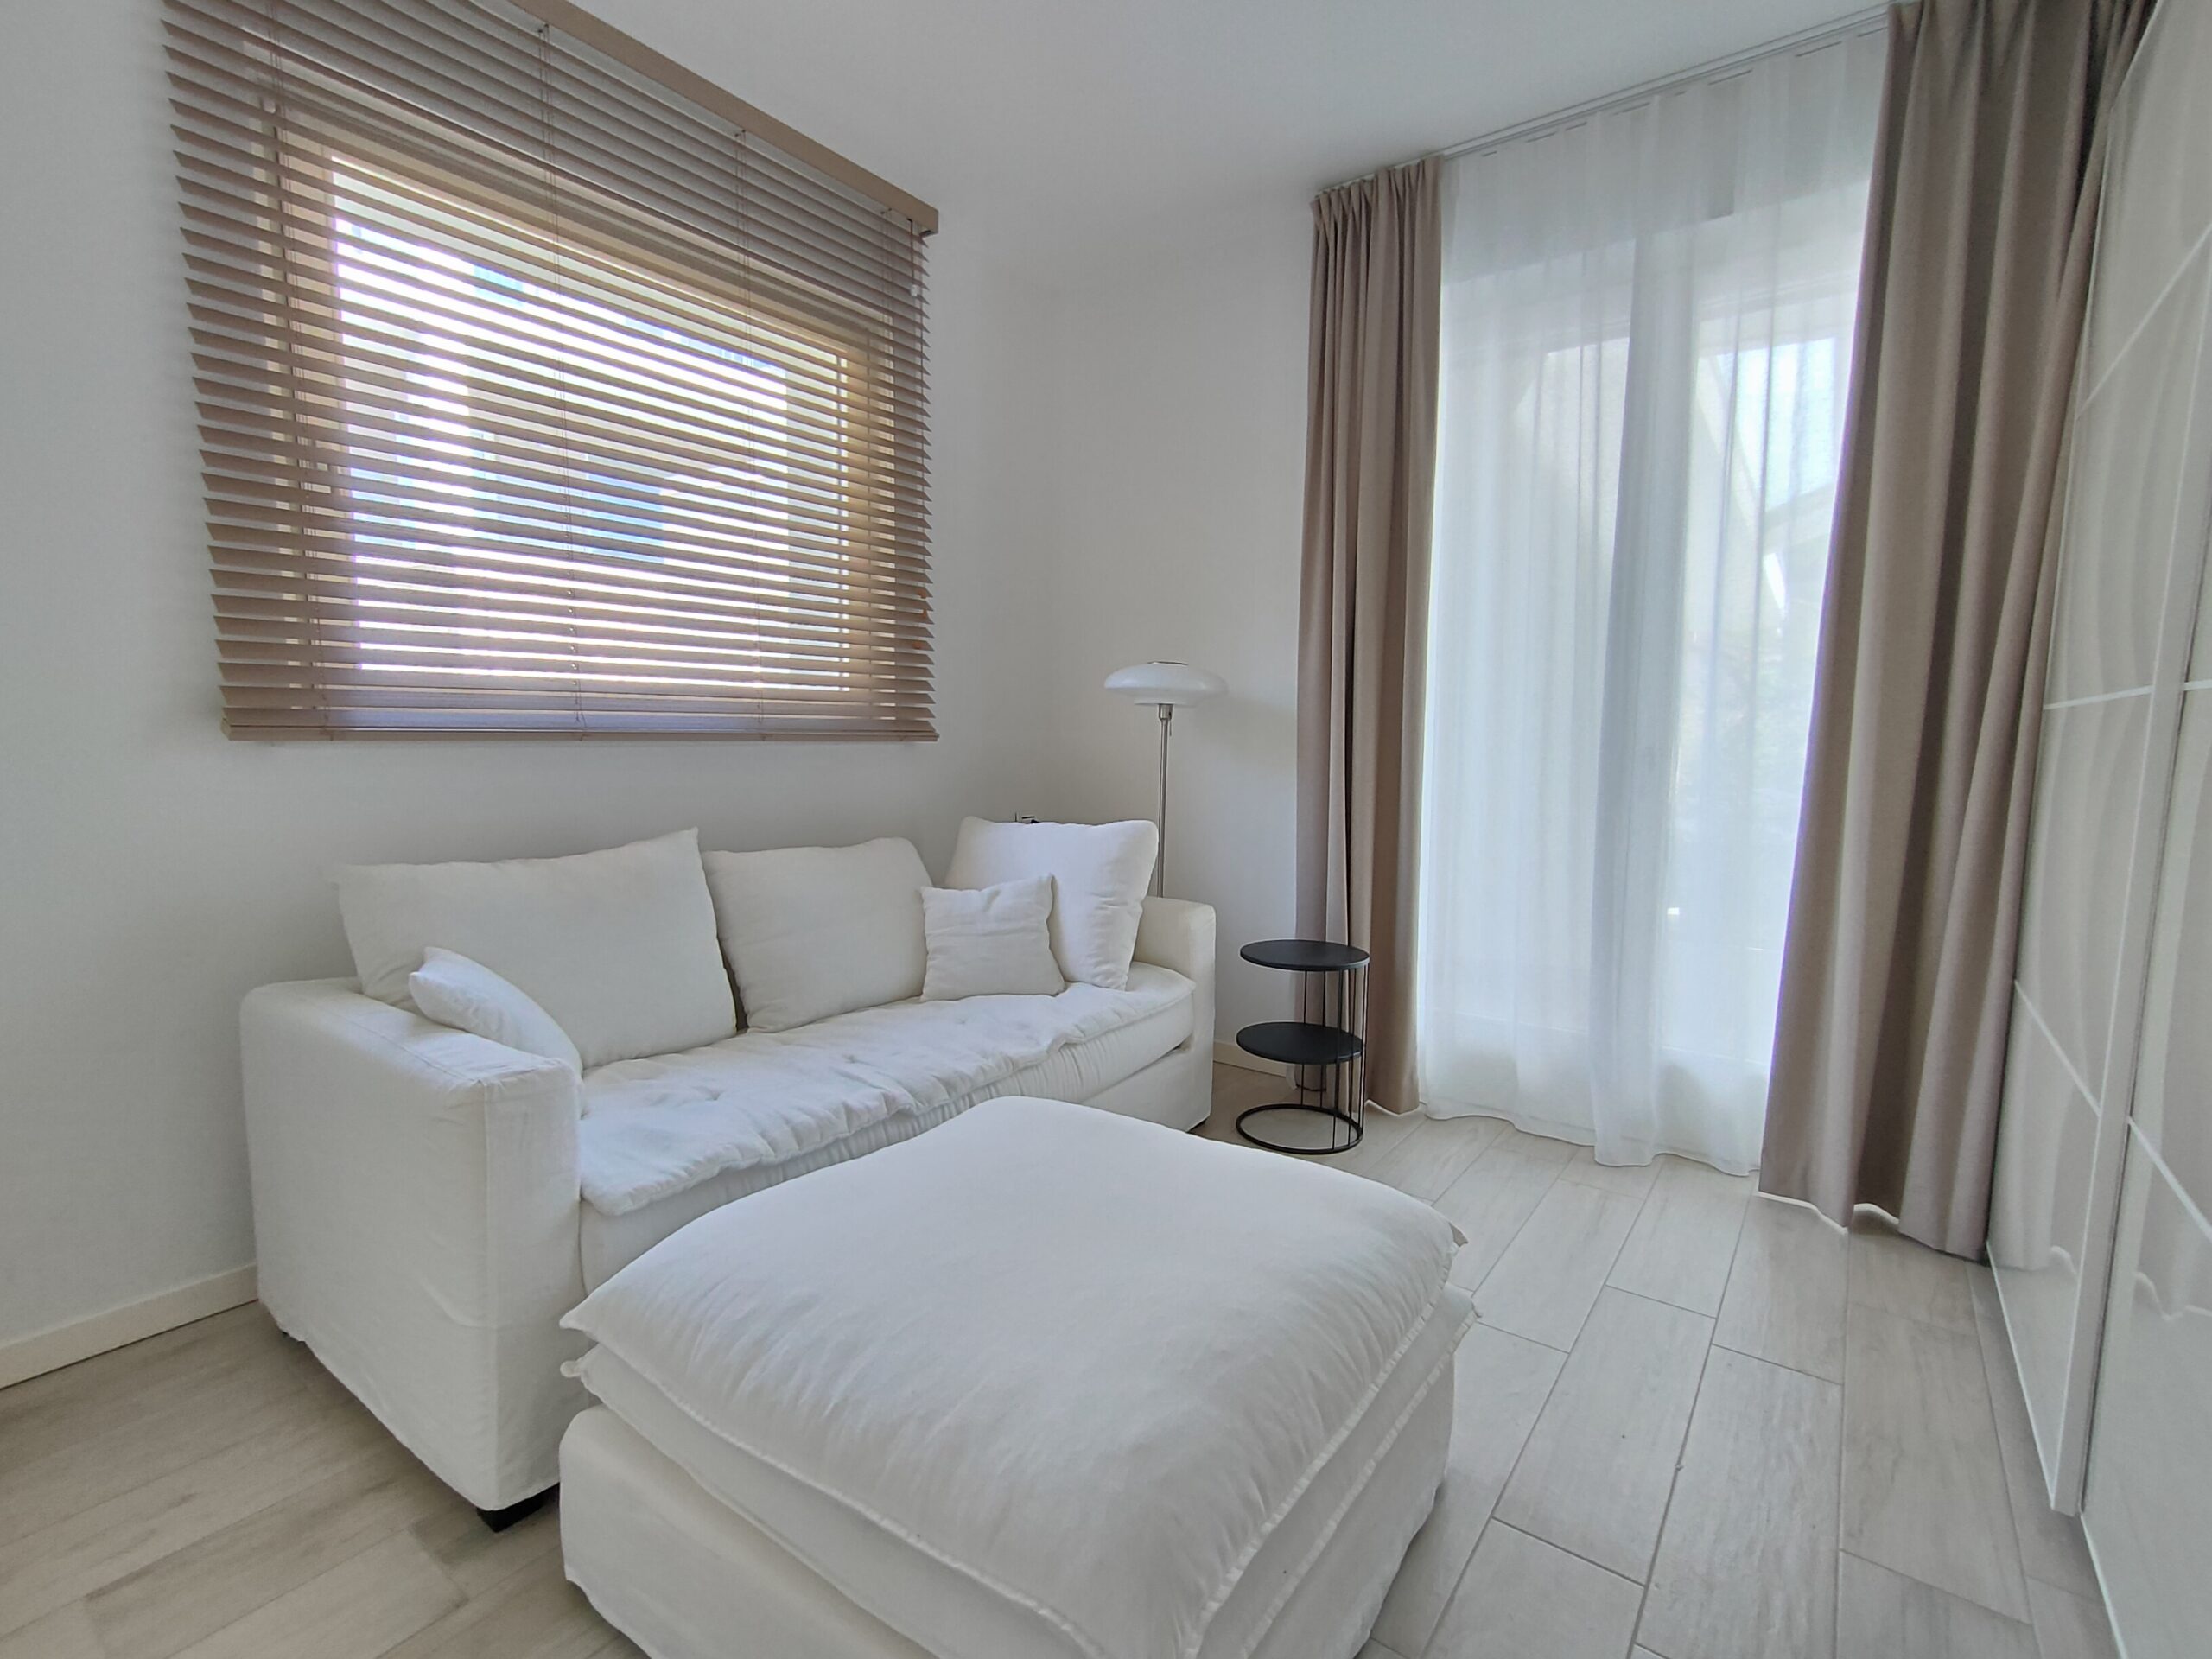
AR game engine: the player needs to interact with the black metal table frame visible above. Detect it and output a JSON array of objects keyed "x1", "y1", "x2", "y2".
[{"x1": 1234, "y1": 940, "x2": 1369, "y2": 1156}]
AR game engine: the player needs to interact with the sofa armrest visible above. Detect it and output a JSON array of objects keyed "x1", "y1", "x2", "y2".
[
  {"x1": 241, "y1": 979, "x2": 587, "y2": 1508},
  {"x1": 1135, "y1": 898, "x2": 1216, "y2": 1057}
]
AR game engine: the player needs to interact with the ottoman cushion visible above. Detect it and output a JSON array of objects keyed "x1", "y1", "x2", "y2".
[{"x1": 562, "y1": 1097, "x2": 1468, "y2": 1659}]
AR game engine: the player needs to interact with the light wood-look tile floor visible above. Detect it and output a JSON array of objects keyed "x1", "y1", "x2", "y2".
[
  {"x1": 1203, "y1": 1066, "x2": 2120, "y2": 1659},
  {"x1": 0, "y1": 1064, "x2": 2120, "y2": 1659}
]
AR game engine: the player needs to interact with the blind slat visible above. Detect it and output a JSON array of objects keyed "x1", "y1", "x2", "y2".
[
  {"x1": 213, "y1": 588, "x2": 937, "y2": 654},
  {"x1": 194, "y1": 411, "x2": 933, "y2": 557},
  {"x1": 213, "y1": 585, "x2": 937, "y2": 650},
  {"x1": 200, "y1": 519, "x2": 933, "y2": 606},
  {"x1": 169, "y1": 0, "x2": 930, "y2": 289},
  {"x1": 211, "y1": 589, "x2": 930, "y2": 653},
  {"x1": 219, "y1": 658, "x2": 937, "y2": 696},
  {"x1": 168, "y1": 0, "x2": 932, "y2": 741},
  {"x1": 199, "y1": 511, "x2": 933, "y2": 614},
  {"x1": 187, "y1": 367, "x2": 931, "y2": 528},
  {"x1": 165, "y1": 49, "x2": 929, "y2": 371}
]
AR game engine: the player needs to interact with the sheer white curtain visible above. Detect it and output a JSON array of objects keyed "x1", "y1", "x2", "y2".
[{"x1": 1417, "y1": 31, "x2": 1885, "y2": 1172}]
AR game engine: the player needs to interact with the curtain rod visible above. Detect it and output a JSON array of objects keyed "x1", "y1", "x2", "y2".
[{"x1": 1326, "y1": 4, "x2": 1891, "y2": 193}]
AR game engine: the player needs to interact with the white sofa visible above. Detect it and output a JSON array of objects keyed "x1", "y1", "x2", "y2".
[{"x1": 240, "y1": 830, "x2": 1214, "y2": 1513}]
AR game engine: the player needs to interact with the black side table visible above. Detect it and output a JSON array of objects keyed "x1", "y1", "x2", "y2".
[{"x1": 1235, "y1": 938, "x2": 1370, "y2": 1154}]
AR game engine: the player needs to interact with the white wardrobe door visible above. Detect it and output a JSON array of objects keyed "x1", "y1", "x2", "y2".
[
  {"x1": 2069, "y1": 2, "x2": 2212, "y2": 1650},
  {"x1": 2085, "y1": 695, "x2": 2212, "y2": 1659},
  {"x1": 1986, "y1": 63, "x2": 2212, "y2": 1504}
]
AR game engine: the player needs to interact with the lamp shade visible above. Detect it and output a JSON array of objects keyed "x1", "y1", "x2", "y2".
[{"x1": 1104, "y1": 661, "x2": 1225, "y2": 707}]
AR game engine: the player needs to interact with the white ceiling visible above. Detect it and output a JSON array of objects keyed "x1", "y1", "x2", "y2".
[{"x1": 590, "y1": 0, "x2": 1869, "y2": 276}]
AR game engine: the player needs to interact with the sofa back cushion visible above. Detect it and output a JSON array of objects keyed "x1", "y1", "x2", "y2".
[
  {"x1": 702, "y1": 838, "x2": 931, "y2": 1033},
  {"x1": 944, "y1": 818, "x2": 1158, "y2": 990},
  {"x1": 337, "y1": 829, "x2": 736, "y2": 1069}
]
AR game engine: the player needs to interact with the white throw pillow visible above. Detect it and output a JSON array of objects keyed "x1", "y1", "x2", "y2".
[
  {"x1": 920, "y1": 878, "x2": 1066, "y2": 1001},
  {"x1": 702, "y1": 838, "x2": 931, "y2": 1033},
  {"x1": 336, "y1": 829, "x2": 735, "y2": 1070},
  {"x1": 408, "y1": 948, "x2": 582, "y2": 1073},
  {"x1": 944, "y1": 817, "x2": 1158, "y2": 990}
]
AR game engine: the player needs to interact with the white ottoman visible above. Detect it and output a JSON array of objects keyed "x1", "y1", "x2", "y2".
[{"x1": 558, "y1": 1097, "x2": 1472, "y2": 1659}]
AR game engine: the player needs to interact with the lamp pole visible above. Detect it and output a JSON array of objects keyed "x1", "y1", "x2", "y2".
[
  {"x1": 1154, "y1": 702, "x2": 1173, "y2": 898},
  {"x1": 1103, "y1": 662, "x2": 1224, "y2": 902}
]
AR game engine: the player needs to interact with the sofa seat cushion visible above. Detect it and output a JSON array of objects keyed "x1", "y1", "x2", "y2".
[
  {"x1": 563, "y1": 1100, "x2": 1469, "y2": 1659},
  {"x1": 576, "y1": 986, "x2": 1197, "y2": 1288},
  {"x1": 575, "y1": 965, "x2": 1194, "y2": 1218}
]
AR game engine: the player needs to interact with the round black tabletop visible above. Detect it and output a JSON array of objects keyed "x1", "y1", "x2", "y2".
[{"x1": 1240, "y1": 938, "x2": 1370, "y2": 972}]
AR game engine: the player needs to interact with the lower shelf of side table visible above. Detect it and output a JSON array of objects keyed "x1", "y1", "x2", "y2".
[{"x1": 1235, "y1": 1020, "x2": 1365, "y2": 1069}]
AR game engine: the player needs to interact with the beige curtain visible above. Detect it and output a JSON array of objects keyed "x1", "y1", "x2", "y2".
[
  {"x1": 1764, "y1": 0, "x2": 2152, "y2": 1255},
  {"x1": 1295, "y1": 159, "x2": 1441, "y2": 1116}
]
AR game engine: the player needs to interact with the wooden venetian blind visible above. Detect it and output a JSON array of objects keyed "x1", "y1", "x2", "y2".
[{"x1": 166, "y1": 0, "x2": 934, "y2": 739}]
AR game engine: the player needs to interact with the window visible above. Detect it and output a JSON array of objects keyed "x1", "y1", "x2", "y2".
[
  {"x1": 168, "y1": 0, "x2": 933, "y2": 737},
  {"x1": 1416, "y1": 29, "x2": 1885, "y2": 1169}
]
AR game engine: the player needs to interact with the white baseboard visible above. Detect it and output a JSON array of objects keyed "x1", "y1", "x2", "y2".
[
  {"x1": 1213, "y1": 1040, "x2": 1282, "y2": 1076},
  {"x1": 0, "y1": 1264, "x2": 258, "y2": 1389}
]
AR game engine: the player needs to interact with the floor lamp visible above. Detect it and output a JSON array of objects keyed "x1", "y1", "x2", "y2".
[{"x1": 1104, "y1": 661, "x2": 1225, "y2": 896}]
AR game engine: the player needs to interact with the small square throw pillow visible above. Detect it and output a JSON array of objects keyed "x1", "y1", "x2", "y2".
[
  {"x1": 409, "y1": 947, "x2": 583, "y2": 1073},
  {"x1": 943, "y1": 817, "x2": 1158, "y2": 990},
  {"x1": 921, "y1": 877, "x2": 1066, "y2": 1001}
]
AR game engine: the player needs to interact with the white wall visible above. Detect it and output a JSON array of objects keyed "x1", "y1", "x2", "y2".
[
  {"x1": 1034, "y1": 206, "x2": 1314, "y2": 1042},
  {"x1": 0, "y1": 0, "x2": 1325, "y2": 1359},
  {"x1": 0, "y1": 1, "x2": 1056, "y2": 1352}
]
